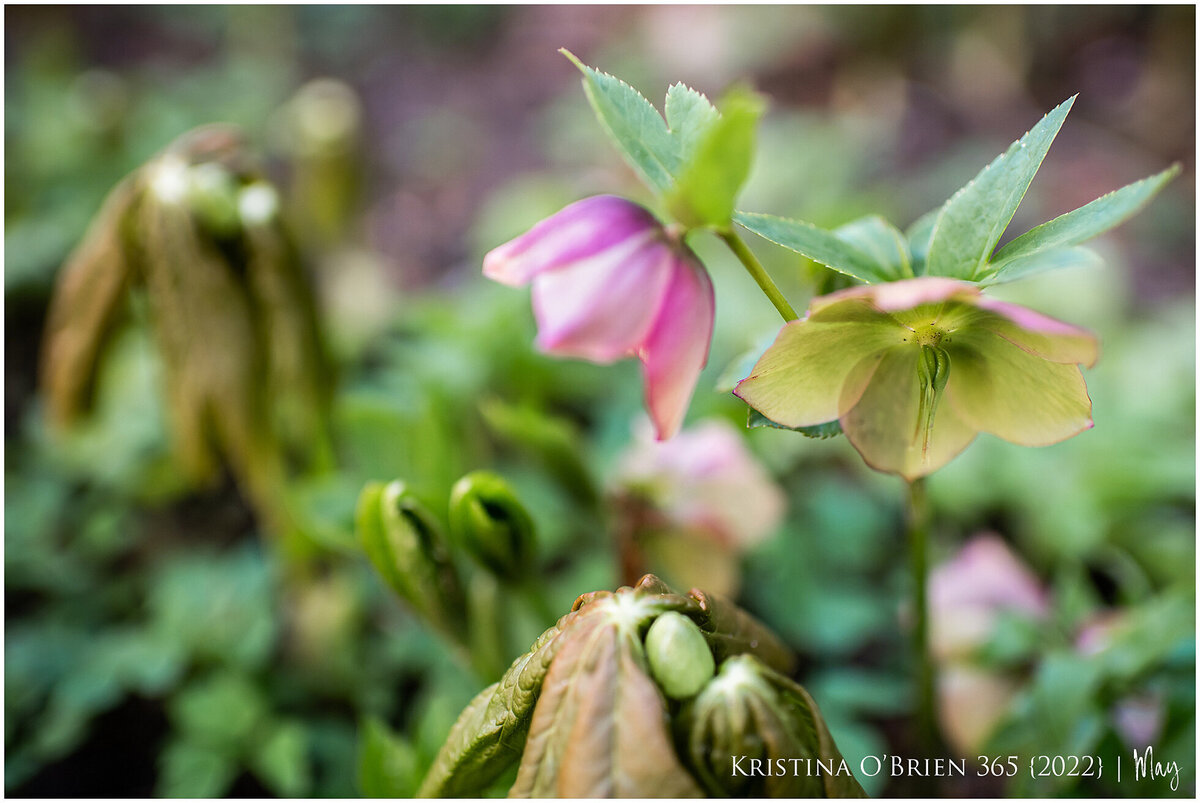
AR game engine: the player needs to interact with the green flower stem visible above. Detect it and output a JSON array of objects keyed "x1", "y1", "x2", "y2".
[
  {"x1": 718, "y1": 230, "x2": 799, "y2": 322},
  {"x1": 906, "y1": 477, "x2": 939, "y2": 755}
]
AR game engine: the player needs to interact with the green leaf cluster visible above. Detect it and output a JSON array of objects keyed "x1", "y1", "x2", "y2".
[
  {"x1": 562, "y1": 50, "x2": 763, "y2": 231},
  {"x1": 736, "y1": 99, "x2": 1177, "y2": 287}
]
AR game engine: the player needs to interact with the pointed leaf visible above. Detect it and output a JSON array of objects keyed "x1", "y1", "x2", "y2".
[
  {"x1": 984, "y1": 164, "x2": 1180, "y2": 279},
  {"x1": 668, "y1": 86, "x2": 765, "y2": 229},
  {"x1": 981, "y1": 245, "x2": 1103, "y2": 286},
  {"x1": 906, "y1": 208, "x2": 939, "y2": 275},
  {"x1": 734, "y1": 211, "x2": 892, "y2": 283},
  {"x1": 834, "y1": 215, "x2": 913, "y2": 280},
  {"x1": 925, "y1": 97, "x2": 1076, "y2": 280},
  {"x1": 561, "y1": 49, "x2": 677, "y2": 194},
  {"x1": 664, "y1": 83, "x2": 720, "y2": 167},
  {"x1": 250, "y1": 720, "x2": 310, "y2": 798}
]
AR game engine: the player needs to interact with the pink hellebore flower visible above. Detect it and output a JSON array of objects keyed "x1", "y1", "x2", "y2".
[
  {"x1": 735, "y1": 277, "x2": 1099, "y2": 480},
  {"x1": 613, "y1": 418, "x2": 786, "y2": 597},
  {"x1": 615, "y1": 418, "x2": 786, "y2": 551},
  {"x1": 484, "y1": 196, "x2": 715, "y2": 440}
]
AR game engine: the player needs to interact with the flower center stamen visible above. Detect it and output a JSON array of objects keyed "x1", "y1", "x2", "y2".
[{"x1": 913, "y1": 324, "x2": 944, "y2": 348}]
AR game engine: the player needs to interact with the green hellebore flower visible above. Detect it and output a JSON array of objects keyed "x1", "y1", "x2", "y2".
[{"x1": 735, "y1": 277, "x2": 1098, "y2": 480}]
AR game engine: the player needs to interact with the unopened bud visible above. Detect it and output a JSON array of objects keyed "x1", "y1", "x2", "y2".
[
  {"x1": 448, "y1": 471, "x2": 537, "y2": 582},
  {"x1": 356, "y1": 480, "x2": 466, "y2": 641},
  {"x1": 645, "y1": 611, "x2": 714, "y2": 700}
]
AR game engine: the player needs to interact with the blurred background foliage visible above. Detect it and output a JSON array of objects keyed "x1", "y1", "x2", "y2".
[{"x1": 5, "y1": 5, "x2": 1194, "y2": 797}]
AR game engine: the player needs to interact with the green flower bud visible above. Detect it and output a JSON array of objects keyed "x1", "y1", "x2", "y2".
[
  {"x1": 356, "y1": 480, "x2": 466, "y2": 641},
  {"x1": 645, "y1": 611, "x2": 715, "y2": 700},
  {"x1": 680, "y1": 655, "x2": 865, "y2": 798},
  {"x1": 448, "y1": 471, "x2": 536, "y2": 582}
]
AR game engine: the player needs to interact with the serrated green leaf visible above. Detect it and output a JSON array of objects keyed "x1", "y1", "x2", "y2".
[
  {"x1": 980, "y1": 246, "x2": 1103, "y2": 286},
  {"x1": 748, "y1": 406, "x2": 844, "y2": 439},
  {"x1": 668, "y1": 86, "x2": 764, "y2": 229},
  {"x1": 834, "y1": 215, "x2": 913, "y2": 280},
  {"x1": 664, "y1": 83, "x2": 720, "y2": 168},
  {"x1": 984, "y1": 164, "x2": 1180, "y2": 280},
  {"x1": 417, "y1": 618, "x2": 569, "y2": 797},
  {"x1": 734, "y1": 211, "x2": 892, "y2": 283},
  {"x1": 561, "y1": 49, "x2": 677, "y2": 195},
  {"x1": 926, "y1": 96, "x2": 1076, "y2": 280}
]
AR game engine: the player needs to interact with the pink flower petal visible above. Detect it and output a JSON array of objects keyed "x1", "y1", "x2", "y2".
[
  {"x1": 530, "y1": 233, "x2": 673, "y2": 362},
  {"x1": 483, "y1": 195, "x2": 661, "y2": 286},
  {"x1": 930, "y1": 535, "x2": 1049, "y2": 620},
  {"x1": 637, "y1": 258, "x2": 715, "y2": 440},
  {"x1": 615, "y1": 419, "x2": 786, "y2": 549},
  {"x1": 809, "y1": 276, "x2": 979, "y2": 317}
]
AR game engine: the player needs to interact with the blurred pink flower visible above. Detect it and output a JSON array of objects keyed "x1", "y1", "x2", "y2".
[
  {"x1": 616, "y1": 418, "x2": 786, "y2": 550},
  {"x1": 929, "y1": 534, "x2": 1048, "y2": 662},
  {"x1": 485, "y1": 195, "x2": 714, "y2": 440},
  {"x1": 613, "y1": 418, "x2": 786, "y2": 596},
  {"x1": 928, "y1": 535, "x2": 1049, "y2": 754}
]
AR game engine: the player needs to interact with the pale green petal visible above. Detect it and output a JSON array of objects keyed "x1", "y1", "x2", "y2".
[
  {"x1": 840, "y1": 346, "x2": 978, "y2": 480},
  {"x1": 952, "y1": 300, "x2": 1099, "y2": 367},
  {"x1": 945, "y1": 333, "x2": 1093, "y2": 446},
  {"x1": 734, "y1": 320, "x2": 903, "y2": 428}
]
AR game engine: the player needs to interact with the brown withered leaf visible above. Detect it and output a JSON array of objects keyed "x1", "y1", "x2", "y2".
[
  {"x1": 41, "y1": 124, "x2": 332, "y2": 537},
  {"x1": 137, "y1": 161, "x2": 276, "y2": 490},
  {"x1": 242, "y1": 213, "x2": 334, "y2": 468},
  {"x1": 41, "y1": 175, "x2": 141, "y2": 426}
]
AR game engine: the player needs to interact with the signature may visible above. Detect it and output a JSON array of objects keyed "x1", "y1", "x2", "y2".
[{"x1": 1133, "y1": 747, "x2": 1181, "y2": 791}]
